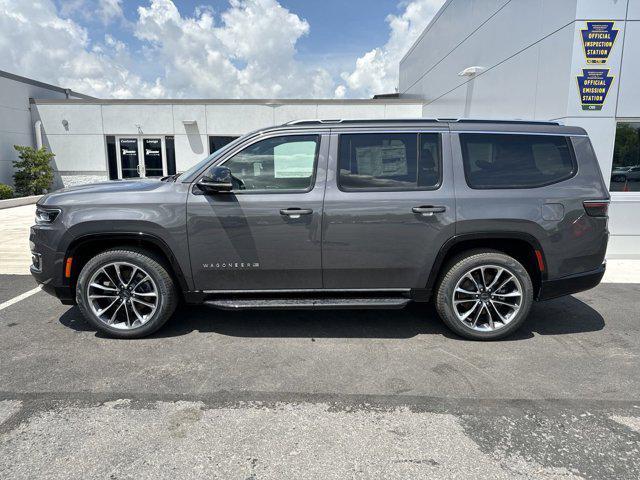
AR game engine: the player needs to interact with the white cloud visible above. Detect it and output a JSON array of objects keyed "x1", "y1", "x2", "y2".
[
  {"x1": 59, "y1": 0, "x2": 125, "y2": 25},
  {"x1": 97, "y1": 0, "x2": 125, "y2": 25},
  {"x1": 134, "y1": 0, "x2": 334, "y2": 98},
  {"x1": 0, "y1": 0, "x2": 446, "y2": 100},
  {"x1": 338, "y1": 0, "x2": 446, "y2": 98},
  {"x1": 0, "y1": 0, "x2": 161, "y2": 98}
]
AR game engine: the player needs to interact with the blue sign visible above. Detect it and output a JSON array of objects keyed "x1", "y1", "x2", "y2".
[
  {"x1": 581, "y1": 21, "x2": 618, "y2": 64},
  {"x1": 576, "y1": 69, "x2": 614, "y2": 111}
]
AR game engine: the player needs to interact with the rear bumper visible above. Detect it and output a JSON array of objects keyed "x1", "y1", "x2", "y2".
[{"x1": 538, "y1": 263, "x2": 606, "y2": 301}]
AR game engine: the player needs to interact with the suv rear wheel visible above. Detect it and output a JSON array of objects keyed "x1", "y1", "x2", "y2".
[
  {"x1": 76, "y1": 248, "x2": 178, "y2": 339},
  {"x1": 435, "y1": 250, "x2": 533, "y2": 340}
]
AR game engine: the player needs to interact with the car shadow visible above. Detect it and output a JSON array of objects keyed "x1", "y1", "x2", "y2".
[{"x1": 58, "y1": 295, "x2": 604, "y2": 341}]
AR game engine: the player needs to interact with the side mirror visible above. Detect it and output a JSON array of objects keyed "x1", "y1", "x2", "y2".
[{"x1": 198, "y1": 166, "x2": 233, "y2": 193}]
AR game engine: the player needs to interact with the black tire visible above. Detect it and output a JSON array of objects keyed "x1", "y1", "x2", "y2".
[
  {"x1": 76, "y1": 248, "x2": 178, "y2": 339},
  {"x1": 435, "y1": 250, "x2": 534, "y2": 341}
]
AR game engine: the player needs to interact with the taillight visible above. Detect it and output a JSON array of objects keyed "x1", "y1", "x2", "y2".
[{"x1": 583, "y1": 200, "x2": 609, "y2": 217}]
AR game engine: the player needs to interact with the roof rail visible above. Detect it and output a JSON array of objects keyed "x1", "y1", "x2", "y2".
[
  {"x1": 445, "y1": 118, "x2": 560, "y2": 126},
  {"x1": 283, "y1": 118, "x2": 560, "y2": 127},
  {"x1": 284, "y1": 119, "x2": 344, "y2": 125}
]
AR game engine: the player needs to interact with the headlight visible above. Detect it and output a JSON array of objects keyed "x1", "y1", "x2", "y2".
[{"x1": 35, "y1": 207, "x2": 61, "y2": 225}]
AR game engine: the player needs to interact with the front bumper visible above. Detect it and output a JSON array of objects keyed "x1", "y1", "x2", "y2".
[
  {"x1": 29, "y1": 227, "x2": 75, "y2": 305},
  {"x1": 538, "y1": 263, "x2": 606, "y2": 301}
]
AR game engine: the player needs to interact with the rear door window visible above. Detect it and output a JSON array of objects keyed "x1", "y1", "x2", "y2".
[
  {"x1": 460, "y1": 133, "x2": 576, "y2": 189},
  {"x1": 338, "y1": 133, "x2": 442, "y2": 190}
]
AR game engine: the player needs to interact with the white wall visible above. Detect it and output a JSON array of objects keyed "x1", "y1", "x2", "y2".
[
  {"x1": 32, "y1": 100, "x2": 424, "y2": 186},
  {"x1": 400, "y1": 0, "x2": 578, "y2": 120},
  {"x1": 0, "y1": 74, "x2": 83, "y2": 187}
]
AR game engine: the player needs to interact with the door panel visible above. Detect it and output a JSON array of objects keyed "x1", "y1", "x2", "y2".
[
  {"x1": 322, "y1": 130, "x2": 456, "y2": 289},
  {"x1": 187, "y1": 133, "x2": 328, "y2": 291}
]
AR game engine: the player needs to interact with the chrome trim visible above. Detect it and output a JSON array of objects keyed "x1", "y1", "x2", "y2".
[
  {"x1": 201, "y1": 288, "x2": 412, "y2": 294},
  {"x1": 453, "y1": 131, "x2": 587, "y2": 137}
]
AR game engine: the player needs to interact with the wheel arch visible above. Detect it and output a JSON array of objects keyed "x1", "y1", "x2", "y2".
[
  {"x1": 64, "y1": 232, "x2": 191, "y2": 296},
  {"x1": 420, "y1": 232, "x2": 547, "y2": 301}
]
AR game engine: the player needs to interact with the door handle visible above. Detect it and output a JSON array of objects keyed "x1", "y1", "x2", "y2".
[
  {"x1": 412, "y1": 206, "x2": 446, "y2": 216},
  {"x1": 280, "y1": 208, "x2": 313, "y2": 219}
]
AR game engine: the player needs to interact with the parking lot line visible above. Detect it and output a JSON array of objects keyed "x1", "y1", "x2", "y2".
[{"x1": 0, "y1": 286, "x2": 41, "y2": 312}]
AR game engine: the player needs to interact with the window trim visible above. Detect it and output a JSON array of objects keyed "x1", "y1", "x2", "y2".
[
  {"x1": 215, "y1": 133, "x2": 322, "y2": 195},
  {"x1": 336, "y1": 131, "x2": 444, "y2": 193},
  {"x1": 459, "y1": 133, "x2": 578, "y2": 190}
]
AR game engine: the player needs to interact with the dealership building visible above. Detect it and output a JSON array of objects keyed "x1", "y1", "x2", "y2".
[
  {"x1": 400, "y1": 0, "x2": 640, "y2": 258},
  {"x1": 0, "y1": 0, "x2": 638, "y2": 257}
]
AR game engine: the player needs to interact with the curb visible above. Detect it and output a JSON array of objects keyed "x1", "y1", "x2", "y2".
[{"x1": 0, "y1": 195, "x2": 41, "y2": 210}]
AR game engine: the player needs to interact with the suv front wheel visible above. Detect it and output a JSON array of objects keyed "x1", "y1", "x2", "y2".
[
  {"x1": 76, "y1": 248, "x2": 178, "y2": 338},
  {"x1": 435, "y1": 250, "x2": 534, "y2": 340}
]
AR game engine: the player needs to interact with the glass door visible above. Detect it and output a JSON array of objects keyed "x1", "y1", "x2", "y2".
[
  {"x1": 116, "y1": 137, "x2": 167, "y2": 179},
  {"x1": 142, "y1": 138, "x2": 164, "y2": 177},
  {"x1": 118, "y1": 138, "x2": 140, "y2": 178}
]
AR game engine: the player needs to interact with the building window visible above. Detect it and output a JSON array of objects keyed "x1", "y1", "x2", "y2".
[
  {"x1": 209, "y1": 136, "x2": 239, "y2": 154},
  {"x1": 165, "y1": 136, "x2": 176, "y2": 175},
  {"x1": 611, "y1": 123, "x2": 640, "y2": 192},
  {"x1": 459, "y1": 133, "x2": 575, "y2": 189},
  {"x1": 338, "y1": 133, "x2": 441, "y2": 191},
  {"x1": 106, "y1": 136, "x2": 118, "y2": 180}
]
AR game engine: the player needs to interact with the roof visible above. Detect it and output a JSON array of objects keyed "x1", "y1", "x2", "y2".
[
  {"x1": 263, "y1": 118, "x2": 587, "y2": 137},
  {"x1": 29, "y1": 98, "x2": 423, "y2": 105},
  {"x1": 284, "y1": 118, "x2": 561, "y2": 126},
  {"x1": 0, "y1": 69, "x2": 94, "y2": 100}
]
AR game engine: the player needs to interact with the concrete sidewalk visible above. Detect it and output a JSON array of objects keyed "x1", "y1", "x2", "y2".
[
  {"x1": 1, "y1": 203, "x2": 638, "y2": 281},
  {"x1": 0, "y1": 205, "x2": 34, "y2": 275}
]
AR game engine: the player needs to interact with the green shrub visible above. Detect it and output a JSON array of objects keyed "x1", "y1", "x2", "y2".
[
  {"x1": 0, "y1": 183, "x2": 13, "y2": 200},
  {"x1": 13, "y1": 145, "x2": 55, "y2": 197}
]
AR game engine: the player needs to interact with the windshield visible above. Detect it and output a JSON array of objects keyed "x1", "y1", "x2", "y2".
[{"x1": 176, "y1": 134, "x2": 249, "y2": 182}]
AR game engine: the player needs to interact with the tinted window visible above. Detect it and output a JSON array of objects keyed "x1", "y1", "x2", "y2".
[
  {"x1": 142, "y1": 138, "x2": 163, "y2": 177},
  {"x1": 460, "y1": 134, "x2": 575, "y2": 189},
  {"x1": 338, "y1": 133, "x2": 441, "y2": 190},
  {"x1": 223, "y1": 135, "x2": 319, "y2": 191},
  {"x1": 165, "y1": 136, "x2": 176, "y2": 175},
  {"x1": 611, "y1": 122, "x2": 640, "y2": 192},
  {"x1": 209, "y1": 136, "x2": 239, "y2": 154},
  {"x1": 106, "y1": 136, "x2": 118, "y2": 180}
]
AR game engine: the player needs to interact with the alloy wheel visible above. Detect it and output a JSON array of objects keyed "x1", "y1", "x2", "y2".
[
  {"x1": 86, "y1": 262, "x2": 159, "y2": 330},
  {"x1": 451, "y1": 264, "x2": 523, "y2": 332}
]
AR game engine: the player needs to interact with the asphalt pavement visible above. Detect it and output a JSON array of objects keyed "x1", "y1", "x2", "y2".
[{"x1": 0, "y1": 274, "x2": 639, "y2": 479}]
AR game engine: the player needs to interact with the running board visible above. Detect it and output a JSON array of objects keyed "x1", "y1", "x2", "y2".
[{"x1": 205, "y1": 297, "x2": 411, "y2": 311}]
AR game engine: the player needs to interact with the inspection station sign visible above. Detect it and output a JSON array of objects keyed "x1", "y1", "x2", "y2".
[
  {"x1": 581, "y1": 21, "x2": 619, "y2": 64},
  {"x1": 576, "y1": 69, "x2": 614, "y2": 111}
]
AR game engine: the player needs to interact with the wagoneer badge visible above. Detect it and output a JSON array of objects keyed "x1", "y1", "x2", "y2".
[{"x1": 203, "y1": 262, "x2": 260, "y2": 269}]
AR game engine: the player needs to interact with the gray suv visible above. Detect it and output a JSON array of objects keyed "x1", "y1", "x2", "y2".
[{"x1": 30, "y1": 119, "x2": 610, "y2": 340}]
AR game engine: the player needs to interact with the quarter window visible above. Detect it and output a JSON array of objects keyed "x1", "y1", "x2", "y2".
[
  {"x1": 611, "y1": 123, "x2": 640, "y2": 192},
  {"x1": 460, "y1": 134, "x2": 575, "y2": 189},
  {"x1": 338, "y1": 133, "x2": 442, "y2": 190},
  {"x1": 223, "y1": 135, "x2": 319, "y2": 191}
]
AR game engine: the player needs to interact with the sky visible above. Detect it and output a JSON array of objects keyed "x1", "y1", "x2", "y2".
[{"x1": 0, "y1": 0, "x2": 446, "y2": 99}]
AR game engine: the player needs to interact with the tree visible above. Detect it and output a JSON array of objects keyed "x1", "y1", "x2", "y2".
[{"x1": 12, "y1": 146, "x2": 55, "y2": 197}]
